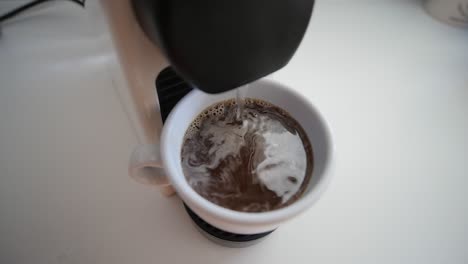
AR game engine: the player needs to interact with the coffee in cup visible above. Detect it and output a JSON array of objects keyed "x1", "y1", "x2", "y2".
[{"x1": 181, "y1": 98, "x2": 313, "y2": 212}]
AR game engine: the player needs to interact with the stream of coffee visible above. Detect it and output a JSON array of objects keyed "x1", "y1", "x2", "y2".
[{"x1": 235, "y1": 84, "x2": 249, "y2": 121}]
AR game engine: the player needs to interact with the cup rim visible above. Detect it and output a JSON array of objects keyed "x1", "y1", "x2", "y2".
[{"x1": 160, "y1": 79, "x2": 334, "y2": 226}]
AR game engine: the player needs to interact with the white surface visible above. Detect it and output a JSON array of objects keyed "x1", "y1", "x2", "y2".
[{"x1": 0, "y1": 0, "x2": 467, "y2": 263}]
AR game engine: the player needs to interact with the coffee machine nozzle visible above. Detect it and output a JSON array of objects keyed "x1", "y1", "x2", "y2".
[{"x1": 132, "y1": 0, "x2": 314, "y2": 94}]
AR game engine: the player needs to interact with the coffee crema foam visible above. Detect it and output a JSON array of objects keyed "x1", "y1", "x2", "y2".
[{"x1": 181, "y1": 98, "x2": 313, "y2": 212}]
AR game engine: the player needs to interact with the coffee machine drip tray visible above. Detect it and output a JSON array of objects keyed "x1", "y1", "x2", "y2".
[{"x1": 155, "y1": 67, "x2": 275, "y2": 247}]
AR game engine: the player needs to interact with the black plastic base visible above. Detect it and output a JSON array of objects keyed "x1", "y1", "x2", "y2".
[
  {"x1": 155, "y1": 67, "x2": 274, "y2": 245},
  {"x1": 183, "y1": 204, "x2": 274, "y2": 243}
]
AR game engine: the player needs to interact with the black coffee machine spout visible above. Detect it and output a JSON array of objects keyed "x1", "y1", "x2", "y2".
[{"x1": 132, "y1": 0, "x2": 314, "y2": 94}]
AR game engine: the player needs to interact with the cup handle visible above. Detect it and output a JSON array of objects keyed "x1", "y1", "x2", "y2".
[{"x1": 128, "y1": 144, "x2": 175, "y2": 196}]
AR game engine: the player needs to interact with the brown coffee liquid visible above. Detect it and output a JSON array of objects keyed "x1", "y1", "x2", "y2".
[{"x1": 181, "y1": 98, "x2": 313, "y2": 212}]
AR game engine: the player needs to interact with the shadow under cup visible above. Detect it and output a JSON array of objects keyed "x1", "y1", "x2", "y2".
[{"x1": 160, "y1": 79, "x2": 333, "y2": 236}]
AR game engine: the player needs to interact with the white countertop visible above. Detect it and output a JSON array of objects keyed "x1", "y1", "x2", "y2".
[{"x1": 1, "y1": 0, "x2": 467, "y2": 263}]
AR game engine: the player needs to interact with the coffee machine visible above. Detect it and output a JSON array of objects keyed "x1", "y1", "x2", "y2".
[
  {"x1": 132, "y1": 0, "x2": 314, "y2": 93},
  {"x1": 101, "y1": 0, "x2": 314, "y2": 246}
]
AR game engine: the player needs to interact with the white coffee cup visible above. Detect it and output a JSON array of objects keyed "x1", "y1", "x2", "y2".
[{"x1": 129, "y1": 79, "x2": 334, "y2": 234}]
